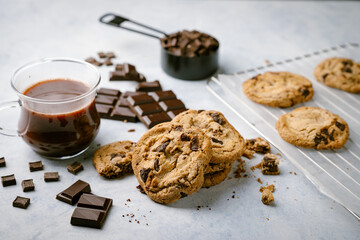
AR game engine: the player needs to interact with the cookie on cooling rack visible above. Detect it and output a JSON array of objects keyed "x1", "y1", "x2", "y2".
[
  {"x1": 275, "y1": 106, "x2": 349, "y2": 150},
  {"x1": 314, "y1": 57, "x2": 360, "y2": 93},
  {"x1": 242, "y1": 71, "x2": 314, "y2": 107}
]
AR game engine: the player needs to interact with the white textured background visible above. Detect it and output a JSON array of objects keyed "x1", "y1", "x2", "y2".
[{"x1": 0, "y1": 0, "x2": 359, "y2": 239}]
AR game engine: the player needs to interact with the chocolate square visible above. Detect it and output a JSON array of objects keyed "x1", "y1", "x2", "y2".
[
  {"x1": 29, "y1": 161, "x2": 43, "y2": 172},
  {"x1": 13, "y1": 196, "x2": 30, "y2": 209},
  {"x1": 22, "y1": 179, "x2": 35, "y2": 192},
  {"x1": 1, "y1": 174, "x2": 16, "y2": 187},
  {"x1": 67, "y1": 161, "x2": 84, "y2": 175}
]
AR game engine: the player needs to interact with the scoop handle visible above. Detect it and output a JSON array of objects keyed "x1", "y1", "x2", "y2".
[{"x1": 99, "y1": 13, "x2": 168, "y2": 40}]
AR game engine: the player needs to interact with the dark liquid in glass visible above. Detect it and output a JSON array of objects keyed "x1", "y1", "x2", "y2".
[{"x1": 19, "y1": 79, "x2": 100, "y2": 157}]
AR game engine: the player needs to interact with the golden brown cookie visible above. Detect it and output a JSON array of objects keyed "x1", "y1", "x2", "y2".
[
  {"x1": 93, "y1": 141, "x2": 135, "y2": 178},
  {"x1": 314, "y1": 57, "x2": 360, "y2": 93},
  {"x1": 172, "y1": 110, "x2": 245, "y2": 186},
  {"x1": 132, "y1": 122, "x2": 211, "y2": 204},
  {"x1": 275, "y1": 106, "x2": 349, "y2": 150},
  {"x1": 243, "y1": 71, "x2": 314, "y2": 107}
]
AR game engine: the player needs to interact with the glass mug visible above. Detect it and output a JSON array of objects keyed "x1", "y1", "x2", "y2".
[{"x1": 0, "y1": 58, "x2": 101, "y2": 159}]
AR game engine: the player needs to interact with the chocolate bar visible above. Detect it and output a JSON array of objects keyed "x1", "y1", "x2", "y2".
[
  {"x1": 1, "y1": 174, "x2": 16, "y2": 187},
  {"x1": 71, "y1": 193, "x2": 112, "y2": 229},
  {"x1": 67, "y1": 161, "x2": 84, "y2": 175},
  {"x1": 13, "y1": 196, "x2": 30, "y2": 209},
  {"x1": 95, "y1": 88, "x2": 137, "y2": 122},
  {"x1": 136, "y1": 80, "x2": 162, "y2": 92},
  {"x1": 56, "y1": 179, "x2": 91, "y2": 205},
  {"x1": 29, "y1": 161, "x2": 43, "y2": 172},
  {"x1": 44, "y1": 172, "x2": 59, "y2": 182},
  {"x1": 160, "y1": 30, "x2": 219, "y2": 57},
  {"x1": 0, "y1": 157, "x2": 5, "y2": 167},
  {"x1": 127, "y1": 91, "x2": 187, "y2": 128},
  {"x1": 22, "y1": 179, "x2": 35, "y2": 192},
  {"x1": 110, "y1": 63, "x2": 146, "y2": 82}
]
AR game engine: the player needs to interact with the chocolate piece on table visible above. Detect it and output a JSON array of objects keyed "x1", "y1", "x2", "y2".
[
  {"x1": 0, "y1": 157, "x2": 5, "y2": 167},
  {"x1": 261, "y1": 154, "x2": 280, "y2": 175},
  {"x1": 13, "y1": 196, "x2": 30, "y2": 209},
  {"x1": 22, "y1": 179, "x2": 35, "y2": 192},
  {"x1": 1, "y1": 174, "x2": 16, "y2": 187},
  {"x1": 110, "y1": 63, "x2": 146, "y2": 82},
  {"x1": 127, "y1": 91, "x2": 186, "y2": 128},
  {"x1": 105, "y1": 52, "x2": 116, "y2": 59},
  {"x1": 98, "y1": 52, "x2": 106, "y2": 58},
  {"x1": 56, "y1": 179, "x2": 91, "y2": 205},
  {"x1": 29, "y1": 161, "x2": 44, "y2": 172},
  {"x1": 71, "y1": 193, "x2": 113, "y2": 229},
  {"x1": 85, "y1": 57, "x2": 102, "y2": 67},
  {"x1": 67, "y1": 161, "x2": 84, "y2": 175},
  {"x1": 44, "y1": 172, "x2": 59, "y2": 182},
  {"x1": 136, "y1": 80, "x2": 162, "y2": 92},
  {"x1": 104, "y1": 59, "x2": 113, "y2": 66},
  {"x1": 96, "y1": 88, "x2": 138, "y2": 122}
]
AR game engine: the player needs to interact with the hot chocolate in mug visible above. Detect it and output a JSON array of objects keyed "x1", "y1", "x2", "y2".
[{"x1": 0, "y1": 58, "x2": 101, "y2": 159}]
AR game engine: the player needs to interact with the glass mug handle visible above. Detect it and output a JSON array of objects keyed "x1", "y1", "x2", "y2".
[{"x1": 0, "y1": 100, "x2": 21, "y2": 137}]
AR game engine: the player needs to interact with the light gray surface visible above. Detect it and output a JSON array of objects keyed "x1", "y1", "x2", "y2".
[{"x1": 0, "y1": 0, "x2": 359, "y2": 239}]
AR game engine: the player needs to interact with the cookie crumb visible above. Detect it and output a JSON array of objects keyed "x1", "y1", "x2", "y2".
[
  {"x1": 242, "y1": 148, "x2": 255, "y2": 159},
  {"x1": 261, "y1": 153, "x2": 280, "y2": 175},
  {"x1": 261, "y1": 189, "x2": 274, "y2": 205},
  {"x1": 128, "y1": 129, "x2": 136, "y2": 132},
  {"x1": 234, "y1": 159, "x2": 246, "y2": 178},
  {"x1": 246, "y1": 137, "x2": 271, "y2": 154},
  {"x1": 257, "y1": 178, "x2": 263, "y2": 184}
]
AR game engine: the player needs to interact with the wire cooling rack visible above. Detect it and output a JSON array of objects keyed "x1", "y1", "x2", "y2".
[{"x1": 207, "y1": 43, "x2": 360, "y2": 220}]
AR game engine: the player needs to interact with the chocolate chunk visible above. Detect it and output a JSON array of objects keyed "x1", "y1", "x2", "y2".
[
  {"x1": 29, "y1": 161, "x2": 43, "y2": 172},
  {"x1": 335, "y1": 121, "x2": 345, "y2": 131},
  {"x1": 322, "y1": 73, "x2": 329, "y2": 81},
  {"x1": 190, "y1": 137, "x2": 199, "y2": 151},
  {"x1": 136, "y1": 80, "x2": 162, "y2": 92},
  {"x1": 67, "y1": 161, "x2": 84, "y2": 175},
  {"x1": 211, "y1": 137, "x2": 223, "y2": 144},
  {"x1": 105, "y1": 52, "x2": 116, "y2": 59},
  {"x1": 104, "y1": 59, "x2": 113, "y2": 66},
  {"x1": 71, "y1": 193, "x2": 112, "y2": 229},
  {"x1": 85, "y1": 57, "x2": 96, "y2": 64},
  {"x1": 174, "y1": 126, "x2": 184, "y2": 131},
  {"x1": 44, "y1": 172, "x2": 59, "y2": 182},
  {"x1": 96, "y1": 88, "x2": 138, "y2": 122},
  {"x1": 210, "y1": 113, "x2": 224, "y2": 125},
  {"x1": 134, "y1": 102, "x2": 163, "y2": 116},
  {"x1": 180, "y1": 192, "x2": 188, "y2": 198},
  {"x1": 56, "y1": 179, "x2": 91, "y2": 205},
  {"x1": 261, "y1": 154, "x2": 280, "y2": 175},
  {"x1": 98, "y1": 52, "x2": 106, "y2": 58},
  {"x1": 110, "y1": 63, "x2": 145, "y2": 82},
  {"x1": 246, "y1": 137, "x2": 271, "y2": 154},
  {"x1": 300, "y1": 87, "x2": 310, "y2": 97},
  {"x1": 22, "y1": 179, "x2": 35, "y2": 192},
  {"x1": 159, "y1": 99, "x2": 185, "y2": 112},
  {"x1": 155, "y1": 140, "x2": 170, "y2": 152},
  {"x1": 1, "y1": 174, "x2": 16, "y2": 187},
  {"x1": 154, "y1": 159, "x2": 160, "y2": 171},
  {"x1": 0, "y1": 157, "x2": 5, "y2": 167},
  {"x1": 13, "y1": 196, "x2": 30, "y2": 209},
  {"x1": 181, "y1": 133, "x2": 191, "y2": 141},
  {"x1": 140, "y1": 168, "x2": 151, "y2": 182},
  {"x1": 314, "y1": 134, "x2": 328, "y2": 146}
]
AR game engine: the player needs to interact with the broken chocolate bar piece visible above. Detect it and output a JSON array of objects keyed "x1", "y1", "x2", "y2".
[
  {"x1": 56, "y1": 179, "x2": 91, "y2": 205},
  {"x1": 98, "y1": 52, "x2": 106, "y2": 58},
  {"x1": 71, "y1": 193, "x2": 112, "y2": 229},
  {"x1": 29, "y1": 161, "x2": 44, "y2": 172},
  {"x1": 1, "y1": 174, "x2": 16, "y2": 187},
  {"x1": 67, "y1": 161, "x2": 84, "y2": 175},
  {"x1": 110, "y1": 63, "x2": 146, "y2": 82},
  {"x1": 95, "y1": 88, "x2": 138, "y2": 122},
  {"x1": 136, "y1": 80, "x2": 162, "y2": 92},
  {"x1": 22, "y1": 179, "x2": 35, "y2": 192},
  {"x1": 261, "y1": 153, "x2": 280, "y2": 175},
  {"x1": 44, "y1": 172, "x2": 59, "y2": 182},
  {"x1": 13, "y1": 196, "x2": 30, "y2": 209},
  {"x1": 127, "y1": 91, "x2": 186, "y2": 128},
  {"x1": 0, "y1": 157, "x2": 6, "y2": 167}
]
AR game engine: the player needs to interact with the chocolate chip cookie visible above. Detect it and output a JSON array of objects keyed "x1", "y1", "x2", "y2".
[
  {"x1": 243, "y1": 71, "x2": 314, "y2": 107},
  {"x1": 314, "y1": 57, "x2": 360, "y2": 93},
  {"x1": 172, "y1": 110, "x2": 245, "y2": 187},
  {"x1": 93, "y1": 141, "x2": 135, "y2": 178},
  {"x1": 132, "y1": 122, "x2": 211, "y2": 204},
  {"x1": 275, "y1": 106, "x2": 349, "y2": 149}
]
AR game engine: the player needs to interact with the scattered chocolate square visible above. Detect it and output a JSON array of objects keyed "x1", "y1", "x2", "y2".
[
  {"x1": 85, "y1": 57, "x2": 103, "y2": 67},
  {"x1": 22, "y1": 179, "x2": 35, "y2": 192},
  {"x1": 56, "y1": 179, "x2": 91, "y2": 205},
  {"x1": 105, "y1": 52, "x2": 116, "y2": 59},
  {"x1": 97, "y1": 52, "x2": 106, "y2": 58},
  {"x1": 29, "y1": 161, "x2": 44, "y2": 172},
  {"x1": 1, "y1": 174, "x2": 16, "y2": 187},
  {"x1": 67, "y1": 161, "x2": 84, "y2": 175},
  {"x1": 0, "y1": 157, "x2": 6, "y2": 167},
  {"x1": 13, "y1": 196, "x2": 30, "y2": 209},
  {"x1": 261, "y1": 153, "x2": 280, "y2": 175},
  {"x1": 44, "y1": 172, "x2": 59, "y2": 182},
  {"x1": 71, "y1": 193, "x2": 112, "y2": 229},
  {"x1": 110, "y1": 63, "x2": 146, "y2": 82}
]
